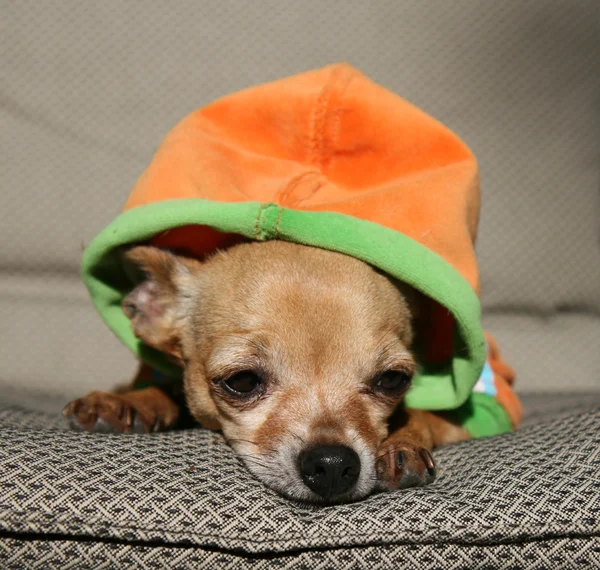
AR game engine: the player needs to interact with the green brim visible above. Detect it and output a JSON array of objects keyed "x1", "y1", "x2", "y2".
[{"x1": 82, "y1": 199, "x2": 488, "y2": 413}]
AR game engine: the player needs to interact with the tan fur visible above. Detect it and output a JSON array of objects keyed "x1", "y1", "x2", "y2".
[{"x1": 65, "y1": 241, "x2": 469, "y2": 502}]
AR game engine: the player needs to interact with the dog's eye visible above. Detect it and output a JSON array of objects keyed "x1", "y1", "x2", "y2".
[
  {"x1": 373, "y1": 370, "x2": 412, "y2": 396},
  {"x1": 223, "y1": 371, "x2": 262, "y2": 396}
]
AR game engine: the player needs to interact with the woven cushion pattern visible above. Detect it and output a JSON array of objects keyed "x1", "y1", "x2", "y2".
[
  {"x1": 1, "y1": 537, "x2": 599, "y2": 570},
  {"x1": 1, "y1": 0, "x2": 598, "y2": 396},
  {"x1": 1, "y1": 394, "x2": 599, "y2": 568}
]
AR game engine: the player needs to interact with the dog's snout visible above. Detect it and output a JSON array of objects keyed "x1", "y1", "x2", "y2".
[{"x1": 299, "y1": 445, "x2": 361, "y2": 499}]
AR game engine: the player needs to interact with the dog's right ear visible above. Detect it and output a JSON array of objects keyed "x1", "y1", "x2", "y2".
[{"x1": 122, "y1": 246, "x2": 201, "y2": 362}]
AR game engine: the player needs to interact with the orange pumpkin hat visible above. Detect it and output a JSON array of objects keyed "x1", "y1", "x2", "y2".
[{"x1": 83, "y1": 64, "x2": 520, "y2": 436}]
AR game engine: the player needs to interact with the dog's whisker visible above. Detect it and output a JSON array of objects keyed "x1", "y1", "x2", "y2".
[
  {"x1": 288, "y1": 432, "x2": 307, "y2": 446},
  {"x1": 350, "y1": 432, "x2": 361, "y2": 445},
  {"x1": 234, "y1": 452, "x2": 274, "y2": 465},
  {"x1": 236, "y1": 456, "x2": 271, "y2": 468},
  {"x1": 227, "y1": 437, "x2": 259, "y2": 446},
  {"x1": 228, "y1": 439, "x2": 278, "y2": 455}
]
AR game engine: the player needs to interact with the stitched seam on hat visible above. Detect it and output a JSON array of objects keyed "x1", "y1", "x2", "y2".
[
  {"x1": 309, "y1": 67, "x2": 343, "y2": 167},
  {"x1": 274, "y1": 207, "x2": 284, "y2": 239},
  {"x1": 293, "y1": 179, "x2": 325, "y2": 208},
  {"x1": 309, "y1": 66, "x2": 356, "y2": 171},
  {"x1": 254, "y1": 203, "x2": 265, "y2": 240},
  {"x1": 321, "y1": 74, "x2": 355, "y2": 173},
  {"x1": 277, "y1": 170, "x2": 321, "y2": 205}
]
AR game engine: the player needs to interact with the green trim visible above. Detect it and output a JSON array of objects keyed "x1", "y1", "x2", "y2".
[
  {"x1": 449, "y1": 393, "x2": 513, "y2": 438},
  {"x1": 82, "y1": 198, "x2": 486, "y2": 412}
]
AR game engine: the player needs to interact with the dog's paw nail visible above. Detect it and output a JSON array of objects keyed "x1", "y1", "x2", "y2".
[
  {"x1": 62, "y1": 401, "x2": 78, "y2": 417},
  {"x1": 152, "y1": 418, "x2": 162, "y2": 432},
  {"x1": 125, "y1": 407, "x2": 134, "y2": 427},
  {"x1": 396, "y1": 450, "x2": 406, "y2": 468},
  {"x1": 377, "y1": 440, "x2": 438, "y2": 490},
  {"x1": 419, "y1": 448, "x2": 436, "y2": 476}
]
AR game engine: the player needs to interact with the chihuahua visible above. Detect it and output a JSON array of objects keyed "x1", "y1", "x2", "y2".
[{"x1": 64, "y1": 240, "x2": 469, "y2": 503}]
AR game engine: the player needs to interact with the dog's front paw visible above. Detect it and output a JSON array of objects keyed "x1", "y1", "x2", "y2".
[
  {"x1": 376, "y1": 438, "x2": 437, "y2": 490},
  {"x1": 62, "y1": 390, "x2": 178, "y2": 434}
]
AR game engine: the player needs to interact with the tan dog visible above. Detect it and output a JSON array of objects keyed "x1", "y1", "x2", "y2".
[{"x1": 64, "y1": 241, "x2": 469, "y2": 503}]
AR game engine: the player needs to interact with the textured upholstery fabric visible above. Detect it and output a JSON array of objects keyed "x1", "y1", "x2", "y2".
[
  {"x1": 2, "y1": 538, "x2": 599, "y2": 570},
  {"x1": 1, "y1": 394, "x2": 599, "y2": 568},
  {"x1": 1, "y1": 1, "x2": 599, "y2": 568},
  {"x1": 5, "y1": 538, "x2": 598, "y2": 570},
  {"x1": 1, "y1": 0, "x2": 599, "y2": 394},
  {"x1": 2, "y1": 1, "x2": 598, "y2": 313}
]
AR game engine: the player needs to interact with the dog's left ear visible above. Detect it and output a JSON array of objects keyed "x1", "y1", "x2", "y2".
[{"x1": 122, "y1": 246, "x2": 201, "y2": 362}]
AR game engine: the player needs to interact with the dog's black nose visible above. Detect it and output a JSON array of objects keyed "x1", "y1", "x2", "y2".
[{"x1": 299, "y1": 445, "x2": 361, "y2": 499}]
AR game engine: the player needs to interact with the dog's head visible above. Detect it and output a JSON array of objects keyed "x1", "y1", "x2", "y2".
[{"x1": 123, "y1": 241, "x2": 417, "y2": 503}]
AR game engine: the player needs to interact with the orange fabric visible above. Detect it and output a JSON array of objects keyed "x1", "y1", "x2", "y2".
[
  {"x1": 118, "y1": 64, "x2": 520, "y2": 426},
  {"x1": 124, "y1": 64, "x2": 481, "y2": 296}
]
